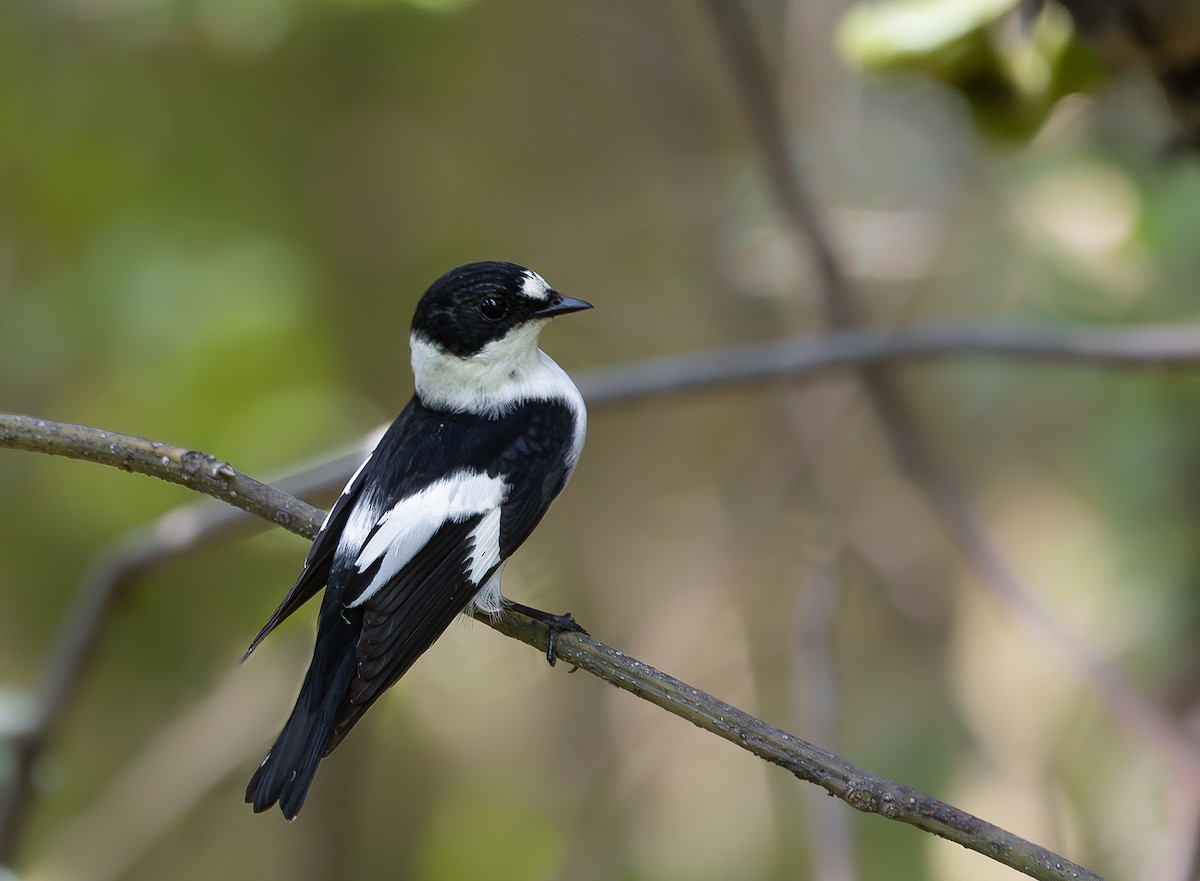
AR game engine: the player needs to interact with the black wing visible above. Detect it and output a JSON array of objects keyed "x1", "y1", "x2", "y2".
[
  {"x1": 323, "y1": 516, "x2": 483, "y2": 751},
  {"x1": 247, "y1": 396, "x2": 581, "y2": 815},
  {"x1": 327, "y1": 398, "x2": 581, "y2": 749}
]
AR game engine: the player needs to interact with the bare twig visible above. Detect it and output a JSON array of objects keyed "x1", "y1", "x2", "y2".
[
  {"x1": 0, "y1": 417, "x2": 1102, "y2": 881},
  {"x1": 484, "y1": 609, "x2": 1103, "y2": 881},
  {"x1": 703, "y1": 0, "x2": 1200, "y2": 855},
  {"x1": 5, "y1": 314, "x2": 1200, "y2": 867},
  {"x1": 0, "y1": 415, "x2": 322, "y2": 536},
  {"x1": 4, "y1": 306, "x2": 1200, "y2": 864},
  {"x1": 5, "y1": 304, "x2": 1195, "y2": 863},
  {"x1": 576, "y1": 321, "x2": 1200, "y2": 405},
  {"x1": 793, "y1": 546, "x2": 856, "y2": 881}
]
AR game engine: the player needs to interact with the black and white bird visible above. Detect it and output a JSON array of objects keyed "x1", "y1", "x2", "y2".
[{"x1": 243, "y1": 261, "x2": 591, "y2": 819}]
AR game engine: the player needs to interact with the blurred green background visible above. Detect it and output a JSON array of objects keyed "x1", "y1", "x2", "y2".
[{"x1": 3, "y1": 0, "x2": 1200, "y2": 879}]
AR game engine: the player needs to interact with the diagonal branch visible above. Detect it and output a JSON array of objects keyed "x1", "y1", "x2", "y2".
[
  {"x1": 7, "y1": 306, "x2": 1200, "y2": 861},
  {"x1": 486, "y1": 610, "x2": 1102, "y2": 881},
  {"x1": 0, "y1": 415, "x2": 323, "y2": 537},
  {"x1": 0, "y1": 415, "x2": 1102, "y2": 881}
]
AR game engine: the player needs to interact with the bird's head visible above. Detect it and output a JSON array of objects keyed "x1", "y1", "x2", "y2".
[{"x1": 409, "y1": 261, "x2": 592, "y2": 414}]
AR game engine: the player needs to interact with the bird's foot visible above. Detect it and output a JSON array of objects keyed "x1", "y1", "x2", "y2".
[{"x1": 502, "y1": 600, "x2": 588, "y2": 666}]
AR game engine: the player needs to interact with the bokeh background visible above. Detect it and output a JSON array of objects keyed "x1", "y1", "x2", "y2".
[{"x1": 4, "y1": 1, "x2": 1200, "y2": 879}]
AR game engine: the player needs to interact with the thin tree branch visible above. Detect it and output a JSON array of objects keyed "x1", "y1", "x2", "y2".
[
  {"x1": 793, "y1": 547, "x2": 856, "y2": 881},
  {"x1": 576, "y1": 321, "x2": 1200, "y2": 405},
  {"x1": 3, "y1": 309, "x2": 1195, "y2": 858},
  {"x1": 4, "y1": 304, "x2": 1200, "y2": 856},
  {"x1": 0, "y1": 418, "x2": 1102, "y2": 881},
  {"x1": 484, "y1": 610, "x2": 1102, "y2": 881},
  {"x1": 703, "y1": 0, "x2": 1200, "y2": 860},
  {"x1": 0, "y1": 415, "x2": 323, "y2": 537},
  {"x1": 5, "y1": 308, "x2": 1200, "y2": 860}
]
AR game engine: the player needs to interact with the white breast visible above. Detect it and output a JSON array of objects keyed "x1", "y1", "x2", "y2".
[{"x1": 410, "y1": 327, "x2": 587, "y2": 439}]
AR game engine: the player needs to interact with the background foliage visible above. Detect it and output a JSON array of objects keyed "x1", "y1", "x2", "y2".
[{"x1": 3, "y1": 1, "x2": 1200, "y2": 879}]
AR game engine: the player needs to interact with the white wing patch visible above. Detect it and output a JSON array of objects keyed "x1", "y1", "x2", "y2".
[
  {"x1": 467, "y1": 506, "x2": 503, "y2": 587},
  {"x1": 348, "y1": 469, "x2": 507, "y2": 608}
]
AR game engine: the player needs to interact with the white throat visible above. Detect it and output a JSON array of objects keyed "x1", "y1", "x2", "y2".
[{"x1": 410, "y1": 324, "x2": 584, "y2": 420}]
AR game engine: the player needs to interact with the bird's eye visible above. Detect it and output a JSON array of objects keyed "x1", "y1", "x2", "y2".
[{"x1": 478, "y1": 296, "x2": 508, "y2": 321}]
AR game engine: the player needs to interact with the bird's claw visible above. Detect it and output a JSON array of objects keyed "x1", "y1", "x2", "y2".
[
  {"x1": 541, "y1": 611, "x2": 587, "y2": 666},
  {"x1": 501, "y1": 600, "x2": 588, "y2": 667}
]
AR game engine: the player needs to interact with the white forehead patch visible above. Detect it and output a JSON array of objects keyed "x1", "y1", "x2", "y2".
[{"x1": 519, "y1": 270, "x2": 551, "y2": 301}]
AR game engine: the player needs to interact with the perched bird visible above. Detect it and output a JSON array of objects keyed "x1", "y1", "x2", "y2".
[{"x1": 243, "y1": 261, "x2": 591, "y2": 819}]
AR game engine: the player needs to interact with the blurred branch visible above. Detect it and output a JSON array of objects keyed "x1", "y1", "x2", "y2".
[
  {"x1": 793, "y1": 544, "x2": 856, "y2": 881},
  {"x1": 9, "y1": 301, "x2": 1191, "y2": 859},
  {"x1": 0, "y1": 517, "x2": 227, "y2": 861},
  {"x1": 24, "y1": 649, "x2": 297, "y2": 881},
  {"x1": 7, "y1": 306, "x2": 1200, "y2": 862},
  {"x1": 0, "y1": 422, "x2": 374, "y2": 860},
  {"x1": 703, "y1": 0, "x2": 1200, "y2": 854},
  {"x1": 0, "y1": 418, "x2": 1101, "y2": 881},
  {"x1": 577, "y1": 320, "x2": 1200, "y2": 404}
]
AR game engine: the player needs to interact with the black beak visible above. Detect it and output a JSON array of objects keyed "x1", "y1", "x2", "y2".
[{"x1": 535, "y1": 292, "x2": 593, "y2": 318}]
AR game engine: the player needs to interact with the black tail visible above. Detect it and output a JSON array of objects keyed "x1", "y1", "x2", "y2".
[{"x1": 246, "y1": 640, "x2": 357, "y2": 820}]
